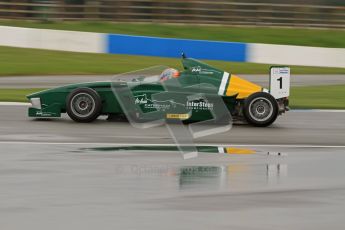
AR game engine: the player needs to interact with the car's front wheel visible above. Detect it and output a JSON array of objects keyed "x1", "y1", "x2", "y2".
[
  {"x1": 243, "y1": 92, "x2": 278, "y2": 127},
  {"x1": 66, "y1": 88, "x2": 102, "y2": 123}
]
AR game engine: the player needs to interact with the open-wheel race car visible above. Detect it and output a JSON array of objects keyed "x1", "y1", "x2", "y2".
[{"x1": 27, "y1": 55, "x2": 290, "y2": 127}]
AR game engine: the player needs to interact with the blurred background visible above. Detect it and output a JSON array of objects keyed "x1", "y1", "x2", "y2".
[
  {"x1": 0, "y1": 0, "x2": 344, "y2": 28},
  {"x1": 0, "y1": 0, "x2": 344, "y2": 108}
]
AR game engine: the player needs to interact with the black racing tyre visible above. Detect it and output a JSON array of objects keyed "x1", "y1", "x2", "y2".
[
  {"x1": 66, "y1": 88, "x2": 102, "y2": 123},
  {"x1": 243, "y1": 92, "x2": 278, "y2": 127}
]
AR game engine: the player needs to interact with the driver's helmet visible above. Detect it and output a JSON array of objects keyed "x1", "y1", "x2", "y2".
[{"x1": 159, "y1": 68, "x2": 180, "y2": 82}]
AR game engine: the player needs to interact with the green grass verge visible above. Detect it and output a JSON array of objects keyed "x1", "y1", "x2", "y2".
[
  {"x1": 1, "y1": 20, "x2": 345, "y2": 48},
  {"x1": 290, "y1": 85, "x2": 345, "y2": 109},
  {"x1": 0, "y1": 88, "x2": 40, "y2": 102},
  {"x1": 2, "y1": 85, "x2": 345, "y2": 109},
  {"x1": 0, "y1": 46, "x2": 344, "y2": 76}
]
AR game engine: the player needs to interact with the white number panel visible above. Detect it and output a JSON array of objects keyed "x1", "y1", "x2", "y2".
[{"x1": 269, "y1": 67, "x2": 290, "y2": 99}]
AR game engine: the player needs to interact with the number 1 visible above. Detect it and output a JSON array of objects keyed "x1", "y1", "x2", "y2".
[{"x1": 277, "y1": 77, "x2": 283, "y2": 89}]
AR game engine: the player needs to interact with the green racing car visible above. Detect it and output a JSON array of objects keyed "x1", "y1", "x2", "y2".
[{"x1": 27, "y1": 56, "x2": 290, "y2": 127}]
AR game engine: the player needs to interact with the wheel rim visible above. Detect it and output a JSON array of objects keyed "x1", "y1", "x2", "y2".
[
  {"x1": 248, "y1": 97, "x2": 273, "y2": 122},
  {"x1": 70, "y1": 93, "x2": 96, "y2": 118}
]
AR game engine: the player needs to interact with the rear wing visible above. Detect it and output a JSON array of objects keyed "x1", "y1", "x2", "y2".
[{"x1": 269, "y1": 67, "x2": 290, "y2": 99}]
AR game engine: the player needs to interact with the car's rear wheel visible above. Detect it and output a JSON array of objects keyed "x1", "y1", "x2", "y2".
[
  {"x1": 243, "y1": 92, "x2": 278, "y2": 127},
  {"x1": 66, "y1": 88, "x2": 102, "y2": 123}
]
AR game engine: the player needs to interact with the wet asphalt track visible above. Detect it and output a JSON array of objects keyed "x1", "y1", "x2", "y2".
[
  {"x1": 0, "y1": 105, "x2": 344, "y2": 146},
  {"x1": 1, "y1": 105, "x2": 345, "y2": 230}
]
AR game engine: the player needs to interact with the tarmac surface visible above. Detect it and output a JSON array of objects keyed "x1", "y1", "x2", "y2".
[
  {"x1": 0, "y1": 105, "x2": 345, "y2": 229},
  {"x1": 0, "y1": 74, "x2": 344, "y2": 88},
  {"x1": 0, "y1": 105, "x2": 345, "y2": 146}
]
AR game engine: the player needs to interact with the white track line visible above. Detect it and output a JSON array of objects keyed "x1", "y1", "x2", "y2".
[
  {"x1": 0, "y1": 102, "x2": 30, "y2": 106},
  {"x1": 291, "y1": 109, "x2": 345, "y2": 113},
  {"x1": 0, "y1": 141, "x2": 344, "y2": 148}
]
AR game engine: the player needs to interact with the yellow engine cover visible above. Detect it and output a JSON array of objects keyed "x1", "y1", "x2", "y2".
[{"x1": 226, "y1": 74, "x2": 262, "y2": 99}]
